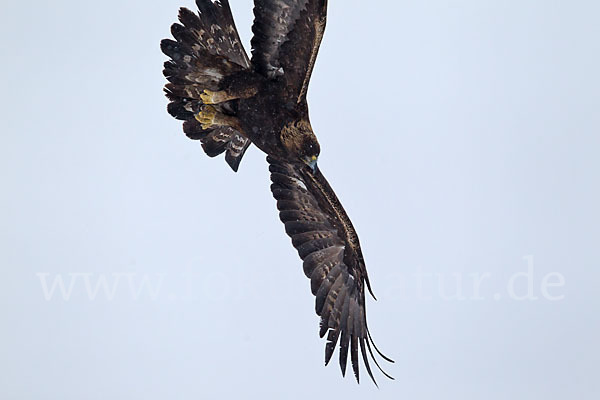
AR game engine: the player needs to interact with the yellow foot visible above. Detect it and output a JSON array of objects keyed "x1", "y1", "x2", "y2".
[
  {"x1": 195, "y1": 105, "x2": 217, "y2": 130},
  {"x1": 200, "y1": 89, "x2": 229, "y2": 105}
]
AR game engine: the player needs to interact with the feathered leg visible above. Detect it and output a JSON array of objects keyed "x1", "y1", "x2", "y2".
[{"x1": 201, "y1": 72, "x2": 261, "y2": 104}]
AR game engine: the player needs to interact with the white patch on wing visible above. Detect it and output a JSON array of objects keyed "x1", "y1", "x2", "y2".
[
  {"x1": 203, "y1": 68, "x2": 224, "y2": 79},
  {"x1": 290, "y1": 176, "x2": 307, "y2": 191}
]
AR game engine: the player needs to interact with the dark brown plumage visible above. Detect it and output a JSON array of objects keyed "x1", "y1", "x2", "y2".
[{"x1": 161, "y1": 0, "x2": 392, "y2": 384}]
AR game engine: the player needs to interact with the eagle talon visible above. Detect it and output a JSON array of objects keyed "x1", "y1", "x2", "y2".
[
  {"x1": 195, "y1": 105, "x2": 217, "y2": 129},
  {"x1": 200, "y1": 89, "x2": 227, "y2": 105}
]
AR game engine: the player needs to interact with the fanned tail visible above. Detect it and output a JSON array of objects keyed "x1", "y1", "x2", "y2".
[{"x1": 161, "y1": 0, "x2": 251, "y2": 172}]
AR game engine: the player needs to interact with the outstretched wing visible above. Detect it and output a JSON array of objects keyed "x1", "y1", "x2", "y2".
[
  {"x1": 251, "y1": 0, "x2": 308, "y2": 77},
  {"x1": 251, "y1": 0, "x2": 327, "y2": 102},
  {"x1": 268, "y1": 156, "x2": 393, "y2": 385}
]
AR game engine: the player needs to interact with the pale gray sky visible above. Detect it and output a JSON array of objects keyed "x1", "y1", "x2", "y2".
[{"x1": 1, "y1": 0, "x2": 599, "y2": 399}]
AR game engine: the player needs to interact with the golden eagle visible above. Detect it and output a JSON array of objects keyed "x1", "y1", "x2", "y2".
[{"x1": 161, "y1": 0, "x2": 393, "y2": 384}]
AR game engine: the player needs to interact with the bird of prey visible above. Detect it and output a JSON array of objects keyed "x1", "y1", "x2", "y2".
[{"x1": 161, "y1": 0, "x2": 393, "y2": 384}]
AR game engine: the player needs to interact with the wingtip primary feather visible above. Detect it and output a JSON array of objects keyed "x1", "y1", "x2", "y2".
[
  {"x1": 360, "y1": 337, "x2": 379, "y2": 387},
  {"x1": 367, "y1": 329, "x2": 395, "y2": 364},
  {"x1": 365, "y1": 336, "x2": 395, "y2": 381},
  {"x1": 351, "y1": 335, "x2": 360, "y2": 384}
]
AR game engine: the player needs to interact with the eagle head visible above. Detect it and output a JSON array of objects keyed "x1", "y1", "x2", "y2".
[{"x1": 280, "y1": 119, "x2": 320, "y2": 172}]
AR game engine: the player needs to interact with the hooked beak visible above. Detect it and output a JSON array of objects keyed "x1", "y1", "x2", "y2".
[{"x1": 303, "y1": 155, "x2": 318, "y2": 173}]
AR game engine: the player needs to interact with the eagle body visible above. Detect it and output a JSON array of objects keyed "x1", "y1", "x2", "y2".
[
  {"x1": 161, "y1": 0, "x2": 392, "y2": 384},
  {"x1": 234, "y1": 75, "x2": 309, "y2": 157}
]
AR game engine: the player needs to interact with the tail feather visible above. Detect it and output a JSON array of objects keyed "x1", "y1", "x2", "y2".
[
  {"x1": 225, "y1": 131, "x2": 251, "y2": 171},
  {"x1": 201, "y1": 127, "x2": 234, "y2": 157},
  {"x1": 181, "y1": 116, "x2": 249, "y2": 173},
  {"x1": 182, "y1": 119, "x2": 205, "y2": 140},
  {"x1": 162, "y1": 0, "x2": 252, "y2": 172}
]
